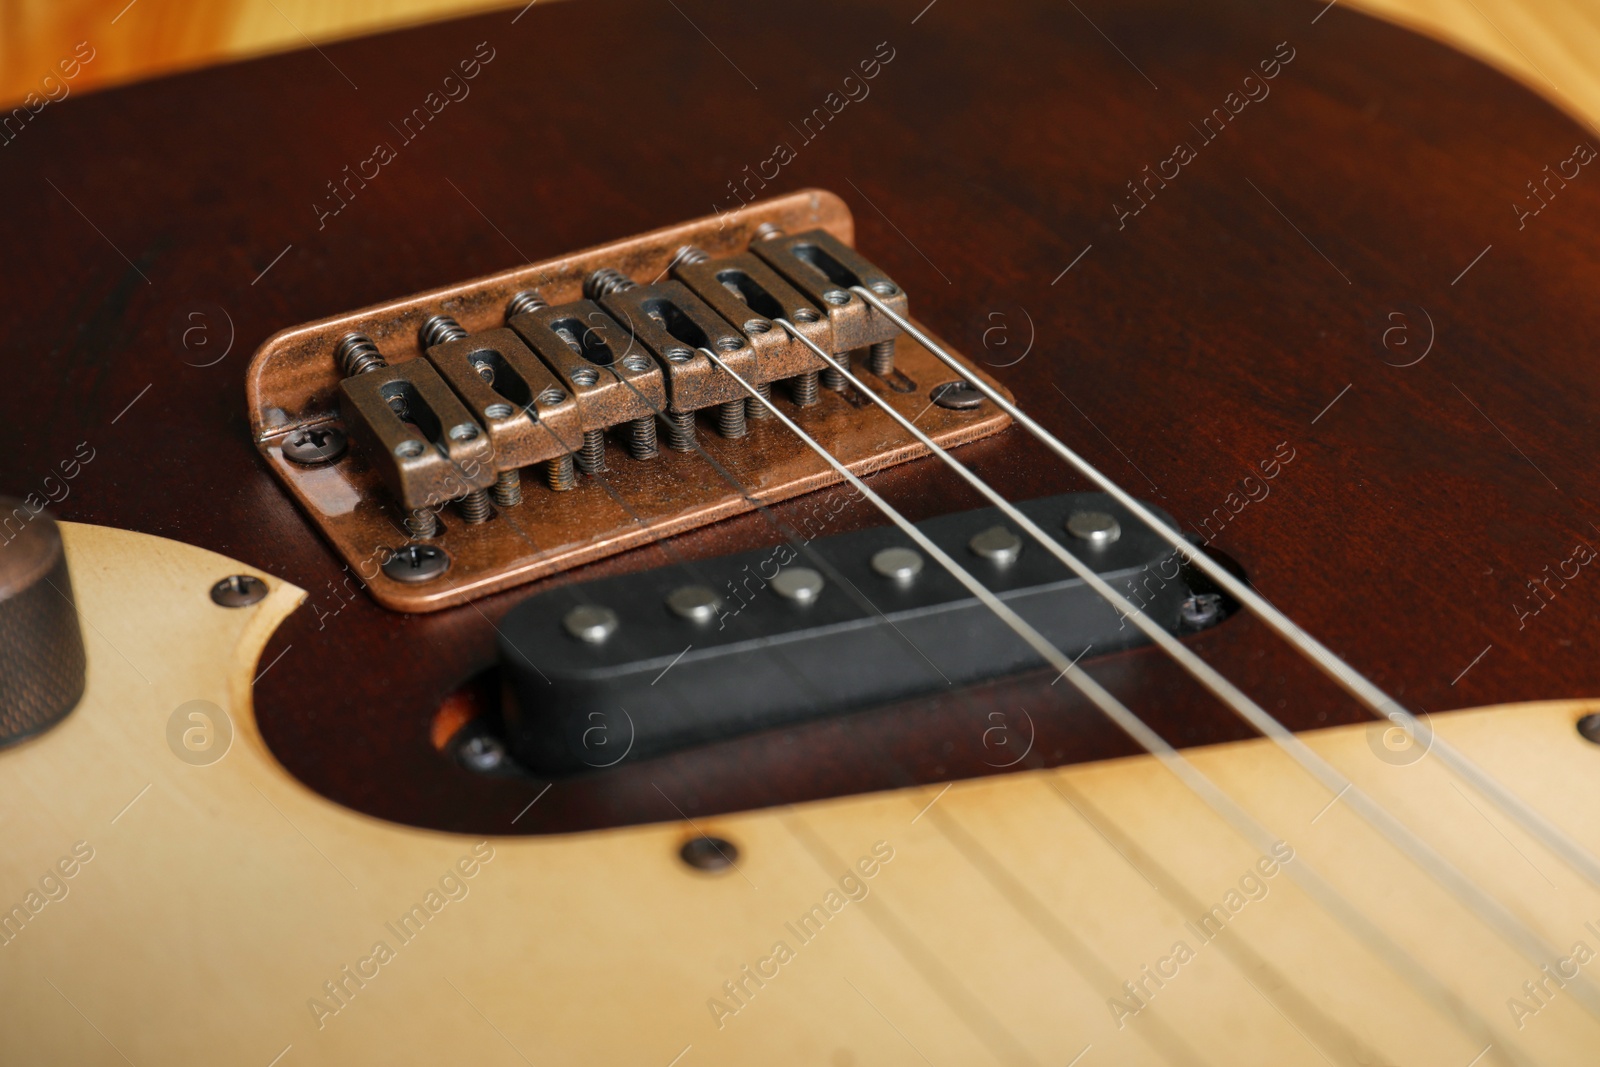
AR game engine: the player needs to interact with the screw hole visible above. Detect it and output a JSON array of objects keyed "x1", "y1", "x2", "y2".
[
  {"x1": 537, "y1": 386, "x2": 567, "y2": 406},
  {"x1": 823, "y1": 290, "x2": 850, "y2": 306},
  {"x1": 484, "y1": 403, "x2": 514, "y2": 420},
  {"x1": 448, "y1": 423, "x2": 480, "y2": 442},
  {"x1": 1578, "y1": 714, "x2": 1600, "y2": 745},
  {"x1": 665, "y1": 347, "x2": 693, "y2": 364},
  {"x1": 395, "y1": 439, "x2": 425, "y2": 458},
  {"x1": 743, "y1": 318, "x2": 772, "y2": 334},
  {"x1": 715, "y1": 336, "x2": 743, "y2": 352},
  {"x1": 870, "y1": 281, "x2": 898, "y2": 296},
  {"x1": 621, "y1": 355, "x2": 653, "y2": 373},
  {"x1": 679, "y1": 835, "x2": 739, "y2": 872},
  {"x1": 571, "y1": 367, "x2": 600, "y2": 387},
  {"x1": 791, "y1": 308, "x2": 820, "y2": 324}
]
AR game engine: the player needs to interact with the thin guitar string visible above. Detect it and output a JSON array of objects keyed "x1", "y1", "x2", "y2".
[
  {"x1": 848, "y1": 284, "x2": 1600, "y2": 899},
  {"x1": 775, "y1": 318, "x2": 1600, "y2": 1027},
  {"x1": 700, "y1": 344, "x2": 1533, "y2": 1067}
]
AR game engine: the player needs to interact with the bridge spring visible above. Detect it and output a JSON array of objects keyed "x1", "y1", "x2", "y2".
[
  {"x1": 506, "y1": 289, "x2": 549, "y2": 318},
  {"x1": 584, "y1": 267, "x2": 637, "y2": 300},
  {"x1": 420, "y1": 314, "x2": 468, "y2": 350},
  {"x1": 335, "y1": 332, "x2": 386, "y2": 378}
]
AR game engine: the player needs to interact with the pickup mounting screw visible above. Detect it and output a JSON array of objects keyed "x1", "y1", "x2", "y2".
[
  {"x1": 1066, "y1": 511, "x2": 1121, "y2": 546},
  {"x1": 1180, "y1": 593, "x2": 1223, "y2": 629},
  {"x1": 211, "y1": 575, "x2": 267, "y2": 607},
  {"x1": 564, "y1": 604, "x2": 619, "y2": 644},
  {"x1": 969, "y1": 525, "x2": 1022, "y2": 566},
  {"x1": 282, "y1": 425, "x2": 347, "y2": 465},
  {"x1": 382, "y1": 543, "x2": 450, "y2": 583},
  {"x1": 666, "y1": 585, "x2": 721, "y2": 623},
  {"x1": 457, "y1": 734, "x2": 506, "y2": 772},
  {"x1": 872, "y1": 547, "x2": 924, "y2": 582},
  {"x1": 680, "y1": 835, "x2": 738, "y2": 872}
]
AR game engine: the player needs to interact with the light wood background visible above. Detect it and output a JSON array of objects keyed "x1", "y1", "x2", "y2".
[{"x1": 2, "y1": 0, "x2": 1597, "y2": 133}]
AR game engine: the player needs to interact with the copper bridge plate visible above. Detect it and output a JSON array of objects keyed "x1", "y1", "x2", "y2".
[{"x1": 246, "y1": 189, "x2": 1013, "y2": 612}]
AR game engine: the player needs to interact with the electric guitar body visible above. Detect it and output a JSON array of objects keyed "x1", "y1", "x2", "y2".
[{"x1": 5, "y1": 0, "x2": 1600, "y2": 1064}]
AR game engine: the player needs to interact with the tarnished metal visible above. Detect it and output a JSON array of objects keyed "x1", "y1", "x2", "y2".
[
  {"x1": 597, "y1": 280, "x2": 757, "y2": 415},
  {"x1": 508, "y1": 300, "x2": 667, "y2": 437},
  {"x1": 247, "y1": 190, "x2": 1012, "y2": 612},
  {"x1": 752, "y1": 228, "x2": 909, "y2": 356},
  {"x1": 672, "y1": 252, "x2": 832, "y2": 385},
  {"x1": 423, "y1": 326, "x2": 582, "y2": 470},
  {"x1": 338, "y1": 358, "x2": 496, "y2": 511}
]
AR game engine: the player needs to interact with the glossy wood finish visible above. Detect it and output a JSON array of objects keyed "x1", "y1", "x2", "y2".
[{"x1": 4, "y1": 0, "x2": 1600, "y2": 835}]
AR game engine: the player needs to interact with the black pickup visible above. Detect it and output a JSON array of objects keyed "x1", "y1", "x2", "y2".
[{"x1": 497, "y1": 493, "x2": 1227, "y2": 773}]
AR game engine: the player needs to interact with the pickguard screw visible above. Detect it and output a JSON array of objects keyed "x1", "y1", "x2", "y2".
[
  {"x1": 680, "y1": 835, "x2": 738, "y2": 872},
  {"x1": 382, "y1": 543, "x2": 450, "y2": 583},
  {"x1": 1577, "y1": 714, "x2": 1600, "y2": 745},
  {"x1": 457, "y1": 734, "x2": 507, "y2": 772},
  {"x1": 211, "y1": 575, "x2": 267, "y2": 607},
  {"x1": 282, "y1": 425, "x2": 348, "y2": 465},
  {"x1": 931, "y1": 380, "x2": 985, "y2": 410}
]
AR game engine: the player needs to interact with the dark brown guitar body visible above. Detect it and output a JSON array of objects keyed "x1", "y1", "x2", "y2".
[{"x1": 4, "y1": 0, "x2": 1598, "y2": 835}]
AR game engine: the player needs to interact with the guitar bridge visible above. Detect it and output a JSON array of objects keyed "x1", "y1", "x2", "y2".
[{"x1": 246, "y1": 189, "x2": 1011, "y2": 611}]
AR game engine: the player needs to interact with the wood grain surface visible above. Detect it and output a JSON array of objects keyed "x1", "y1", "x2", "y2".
[
  {"x1": 4, "y1": 0, "x2": 1600, "y2": 838},
  {"x1": 6, "y1": 519, "x2": 1600, "y2": 1065}
]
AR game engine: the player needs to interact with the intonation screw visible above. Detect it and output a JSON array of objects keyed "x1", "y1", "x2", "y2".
[
  {"x1": 746, "y1": 381, "x2": 773, "y2": 420},
  {"x1": 577, "y1": 429, "x2": 606, "y2": 473},
  {"x1": 334, "y1": 332, "x2": 386, "y2": 377},
  {"x1": 406, "y1": 508, "x2": 440, "y2": 539},
  {"x1": 492, "y1": 469, "x2": 522, "y2": 507},
  {"x1": 506, "y1": 289, "x2": 548, "y2": 318},
  {"x1": 664, "y1": 412, "x2": 697, "y2": 452},
  {"x1": 457, "y1": 489, "x2": 493, "y2": 524},
  {"x1": 629, "y1": 416, "x2": 659, "y2": 460},
  {"x1": 584, "y1": 267, "x2": 637, "y2": 300},
  {"x1": 674, "y1": 244, "x2": 711, "y2": 267},
  {"x1": 547, "y1": 453, "x2": 577, "y2": 491},
  {"x1": 751, "y1": 222, "x2": 785, "y2": 243},
  {"x1": 790, "y1": 372, "x2": 820, "y2": 407},
  {"x1": 868, "y1": 338, "x2": 897, "y2": 375},
  {"x1": 420, "y1": 314, "x2": 468, "y2": 350},
  {"x1": 821, "y1": 352, "x2": 851, "y2": 391},
  {"x1": 717, "y1": 400, "x2": 747, "y2": 439}
]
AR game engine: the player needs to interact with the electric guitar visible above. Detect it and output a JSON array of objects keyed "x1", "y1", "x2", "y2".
[{"x1": 5, "y1": 0, "x2": 1600, "y2": 1064}]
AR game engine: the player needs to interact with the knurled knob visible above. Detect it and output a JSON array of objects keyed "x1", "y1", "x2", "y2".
[{"x1": 0, "y1": 500, "x2": 87, "y2": 746}]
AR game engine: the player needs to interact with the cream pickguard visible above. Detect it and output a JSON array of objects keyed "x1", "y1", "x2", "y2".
[{"x1": 4, "y1": 524, "x2": 1599, "y2": 1065}]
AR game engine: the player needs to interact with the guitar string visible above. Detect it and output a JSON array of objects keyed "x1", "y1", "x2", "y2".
[
  {"x1": 773, "y1": 317, "x2": 1600, "y2": 1026},
  {"x1": 847, "y1": 284, "x2": 1600, "y2": 898},
  {"x1": 698, "y1": 343, "x2": 1533, "y2": 1065},
  {"x1": 495, "y1": 343, "x2": 1139, "y2": 1061}
]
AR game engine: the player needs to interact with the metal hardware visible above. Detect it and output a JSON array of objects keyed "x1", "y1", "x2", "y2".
[
  {"x1": 969, "y1": 525, "x2": 1023, "y2": 565},
  {"x1": 420, "y1": 314, "x2": 468, "y2": 350},
  {"x1": 382, "y1": 543, "x2": 451, "y2": 583},
  {"x1": 1066, "y1": 510, "x2": 1121, "y2": 546},
  {"x1": 210, "y1": 575, "x2": 268, "y2": 607},
  {"x1": 247, "y1": 191, "x2": 1013, "y2": 612},
  {"x1": 281, "y1": 424, "x2": 347, "y2": 465},
  {"x1": 0, "y1": 502, "x2": 86, "y2": 747},
  {"x1": 752, "y1": 228, "x2": 906, "y2": 365},
  {"x1": 456, "y1": 734, "x2": 507, "y2": 773},
  {"x1": 564, "y1": 604, "x2": 619, "y2": 644},
  {"x1": 871, "y1": 546, "x2": 923, "y2": 581},
  {"x1": 680, "y1": 836, "x2": 738, "y2": 872},
  {"x1": 771, "y1": 566, "x2": 824, "y2": 603},
  {"x1": 932, "y1": 381, "x2": 985, "y2": 410},
  {"x1": 666, "y1": 585, "x2": 721, "y2": 623},
  {"x1": 499, "y1": 493, "x2": 1212, "y2": 771}
]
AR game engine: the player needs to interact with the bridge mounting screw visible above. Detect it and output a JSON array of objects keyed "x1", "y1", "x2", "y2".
[
  {"x1": 281, "y1": 424, "x2": 347, "y2": 465},
  {"x1": 382, "y1": 543, "x2": 450, "y2": 583}
]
